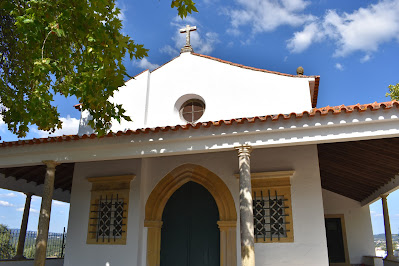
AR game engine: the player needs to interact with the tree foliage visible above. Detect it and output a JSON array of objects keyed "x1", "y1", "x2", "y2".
[
  {"x1": 386, "y1": 83, "x2": 399, "y2": 101},
  {"x1": 0, "y1": 0, "x2": 197, "y2": 137},
  {"x1": 0, "y1": 224, "x2": 15, "y2": 259}
]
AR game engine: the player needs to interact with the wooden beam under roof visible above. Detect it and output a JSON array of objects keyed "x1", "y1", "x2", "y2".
[
  {"x1": 0, "y1": 163, "x2": 74, "y2": 192},
  {"x1": 318, "y1": 137, "x2": 399, "y2": 202}
]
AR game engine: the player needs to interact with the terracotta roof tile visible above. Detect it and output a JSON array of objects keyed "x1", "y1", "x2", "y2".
[{"x1": 1, "y1": 101, "x2": 398, "y2": 148}]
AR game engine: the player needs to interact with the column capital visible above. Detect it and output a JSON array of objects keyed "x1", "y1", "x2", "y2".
[
  {"x1": 235, "y1": 144, "x2": 252, "y2": 157},
  {"x1": 24, "y1": 192, "x2": 34, "y2": 198},
  {"x1": 42, "y1": 160, "x2": 60, "y2": 169},
  {"x1": 380, "y1": 193, "x2": 389, "y2": 199}
]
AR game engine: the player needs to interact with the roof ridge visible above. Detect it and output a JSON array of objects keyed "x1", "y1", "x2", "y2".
[{"x1": 191, "y1": 52, "x2": 317, "y2": 78}]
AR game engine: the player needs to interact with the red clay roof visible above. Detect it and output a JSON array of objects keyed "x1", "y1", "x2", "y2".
[{"x1": 1, "y1": 101, "x2": 398, "y2": 148}]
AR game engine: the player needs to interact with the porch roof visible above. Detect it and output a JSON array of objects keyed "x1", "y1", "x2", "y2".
[
  {"x1": 318, "y1": 137, "x2": 399, "y2": 203},
  {"x1": 0, "y1": 163, "x2": 74, "y2": 193}
]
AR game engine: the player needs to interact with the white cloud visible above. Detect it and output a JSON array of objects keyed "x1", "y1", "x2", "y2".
[
  {"x1": 160, "y1": 45, "x2": 179, "y2": 57},
  {"x1": 227, "y1": 0, "x2": 315, "y2": 33},
  {"x1": 32, "y1": 115, "x2": 79, "y2": 138},
  {"x1": 360, "y1": 54, "x2": 372, "y2": 63},
  {"x1": 116, "y1": 2, "x2": 126, "y2": 22},
  {"x1": 134, "y1": 58, "x2": 160, "y2": 71},
  {"x1": 0, "y1": 200, "x2": 14, "y2": 207},
  {"x1": 324, "y1": 1, "x2": 399, "y2": 57},
  {"x1": 52, "y1": 201, "x2": 68, "y2": 206},
  {"x1": 0, "y1": 115, "x2": 6, "y2": 133},
  {"x1": 0, "y1": 192, "x2": 17, "y2": 198},
  {"x1": 160, "y1": 16, "x2": 219, "y2": 56},
  {"x1": 16, "y1": 207, "x2": 39, "y2": 214},
  {"x1": 371, "y1": 211, "x2": 383, "y2": 217},
  {"x1": 288, "y1": 0, "x2": 399, "y2": 58},
  {"x1": 335, "y1": 63, "x2": 344, "y2": 71},
  {"x1": 287, "y1": 22, "x2": 323, "y2": 53}
]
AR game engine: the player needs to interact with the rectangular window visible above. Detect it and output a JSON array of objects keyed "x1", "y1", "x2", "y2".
[
  {"x1": 253, "y1": 190, "x2": 289, "y2": 241},
  {"x1": 249, "y1": 171, "x2": 295, "y2": 243},
  {"x1": 86, "y1": 175, "x2": 134, "y2": 245},
  {"x1": 92, "y1": 195, "x2": 125, "y2": 242}
]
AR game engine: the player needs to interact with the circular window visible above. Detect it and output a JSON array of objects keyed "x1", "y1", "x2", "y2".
[{"x1": 180, "y1": 99, "x2": 205, "y2": 123}]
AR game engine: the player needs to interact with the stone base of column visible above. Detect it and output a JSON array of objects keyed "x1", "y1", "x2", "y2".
[
  {"x1": 384, "y1": 255, "x2": 399, "y2": 261},
  {"x1": 241, "y1": 245, "x2": 255, "y2": 266}
]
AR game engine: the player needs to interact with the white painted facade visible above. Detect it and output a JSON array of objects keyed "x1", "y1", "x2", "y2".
[
  {"x1": 64, "y1": 145, "x2": 330, "y2": 266},
  {"x1": 2, "y1": 50, "x2": 399, "y2": 266},
  {"x1": 79, "y1": 52, "x2": 316, "y2": 135}
]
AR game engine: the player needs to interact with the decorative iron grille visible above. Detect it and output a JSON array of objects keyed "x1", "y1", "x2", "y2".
[
  {"x1": 253, "y1": 190, "x2": 290, "y2": 241},
  {"x1": 90, "y1": 194, "x2": 126, "y2": 242}
]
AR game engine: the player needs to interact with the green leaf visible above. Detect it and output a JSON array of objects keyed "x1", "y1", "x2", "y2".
[{"x1": 23, "y1": 18, "x2": 34, "y2": 23}]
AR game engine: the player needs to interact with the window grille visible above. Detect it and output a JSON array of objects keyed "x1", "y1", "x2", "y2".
[
  {"x1": 253, "y1": 190, "x2": 290, "y2": 241},
  {"x1": 90, "y1": 194, "x2": 126, "y2": 243}
]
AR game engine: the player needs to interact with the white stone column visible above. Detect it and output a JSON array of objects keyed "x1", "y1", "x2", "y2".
[
  {"x1": 34, "y1": 161, "x2": 59, "y2": 266},
  {"x1": 236, "y1": 145, "x2": 255, "y2": 266},
  {"x1": 381, "y1": 194, "x2": 396, "y2": 261},
  {"x1": 13, "y1": 192, "x2": 33, "y2": 260}
]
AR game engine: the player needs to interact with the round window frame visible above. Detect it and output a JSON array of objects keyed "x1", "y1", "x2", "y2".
[{"x1": 179, "y1": 99, "x2": 206, "y2": 123}]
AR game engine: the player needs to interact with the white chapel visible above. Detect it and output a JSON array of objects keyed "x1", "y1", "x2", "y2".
[{"x1": 1, "y1": 25, "x2": 399, "y2": 266}]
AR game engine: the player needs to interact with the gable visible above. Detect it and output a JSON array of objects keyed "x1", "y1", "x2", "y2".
[{"x1": 84, "y1": 52, "x2": 318, "y2": 133}]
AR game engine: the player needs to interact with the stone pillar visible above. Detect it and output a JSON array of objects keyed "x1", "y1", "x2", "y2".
[
  {"x1": 13, "y1": 192, "x2": 33, "y2": 260},
  {"x1": 34, "y1": 161, "x2": 59, "y2": 266},
  {"x1": 145, "y1": 220, "x2": 163, "y2": 266},
  {"x1": 236, "y1": 145, "x2": 255, "y2": 266},
  {"x1": 381, "y1": 194, "x2": 396, "y2": 261}
]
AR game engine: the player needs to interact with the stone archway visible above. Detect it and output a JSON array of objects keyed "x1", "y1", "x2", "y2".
[{"x1": 144, "y1": 164, "x2": 237, "y2": 266}]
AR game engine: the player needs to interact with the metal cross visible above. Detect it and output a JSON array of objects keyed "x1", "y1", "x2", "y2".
[{"x1": 180, "y1": 25, "x2": 197, "y2": 47}]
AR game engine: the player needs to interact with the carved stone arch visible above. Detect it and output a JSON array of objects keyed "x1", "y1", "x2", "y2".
[{"x1": 144, "y1": 164, "x2": 237, "y2": 266}]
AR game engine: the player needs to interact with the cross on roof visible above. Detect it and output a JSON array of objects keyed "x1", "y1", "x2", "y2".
[{"x1": 179, "y1": 25, "x2": 197, "y2": 53}]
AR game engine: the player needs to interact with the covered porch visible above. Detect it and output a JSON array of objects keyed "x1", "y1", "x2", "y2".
[
  {"x1": 319, "y1": 137, "x2": 399, "y2": 266},
  {"x1": 0, "y1": 138, "x2": 398, "y2": 265},
  {"x1": 0, "y1": 164, "x2": 73, "y2": 265}
]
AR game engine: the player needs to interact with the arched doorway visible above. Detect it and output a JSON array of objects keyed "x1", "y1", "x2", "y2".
[
  {"x1": 161, "y1": 181, "x2": 219, "y2": 266},
  {"x1": 145, "y1": 164, "x2": 237, "y2": 266}
]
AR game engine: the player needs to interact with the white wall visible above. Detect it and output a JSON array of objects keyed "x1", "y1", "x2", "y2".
[
  {"x1": 78, "y1": 53, "x2": 314, "y2": 134},
  {"x1": 251, "y1": 145, "x2": 329, "y2": 266},
  {"x1": 64, "y1": 144, "x2": 329, "y2": 266},
  {"x1": 145, "y1": 53, "x2": 313, "y2": 129},
  {"x1": 322, "y1": 189, "x2": 376, "y2": 264},
  {"x1": 63, "y1": 159, "x2": 143, "y2": 266}
]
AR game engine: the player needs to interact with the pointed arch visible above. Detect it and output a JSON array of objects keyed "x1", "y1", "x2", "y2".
[{"x1": 144, "y1": 163, "x2": 237, "y2": 266}]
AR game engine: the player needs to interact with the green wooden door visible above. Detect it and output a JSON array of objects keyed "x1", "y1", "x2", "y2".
[
  {"x1": 325, "y1": 218, "x2": 346, "y2": 263},
  {"x1": 161, "y1": 181, "x2": 220, "y2": 266}
]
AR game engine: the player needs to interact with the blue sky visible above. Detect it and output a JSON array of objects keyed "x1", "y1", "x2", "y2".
[{"x1": 1, "y1": 0, "x2": 399, "y2": 234}]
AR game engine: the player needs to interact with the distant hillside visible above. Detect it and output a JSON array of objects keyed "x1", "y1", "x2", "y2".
[{"x1": 374, "y1": 234, "x2": 399, "y2": 241}]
